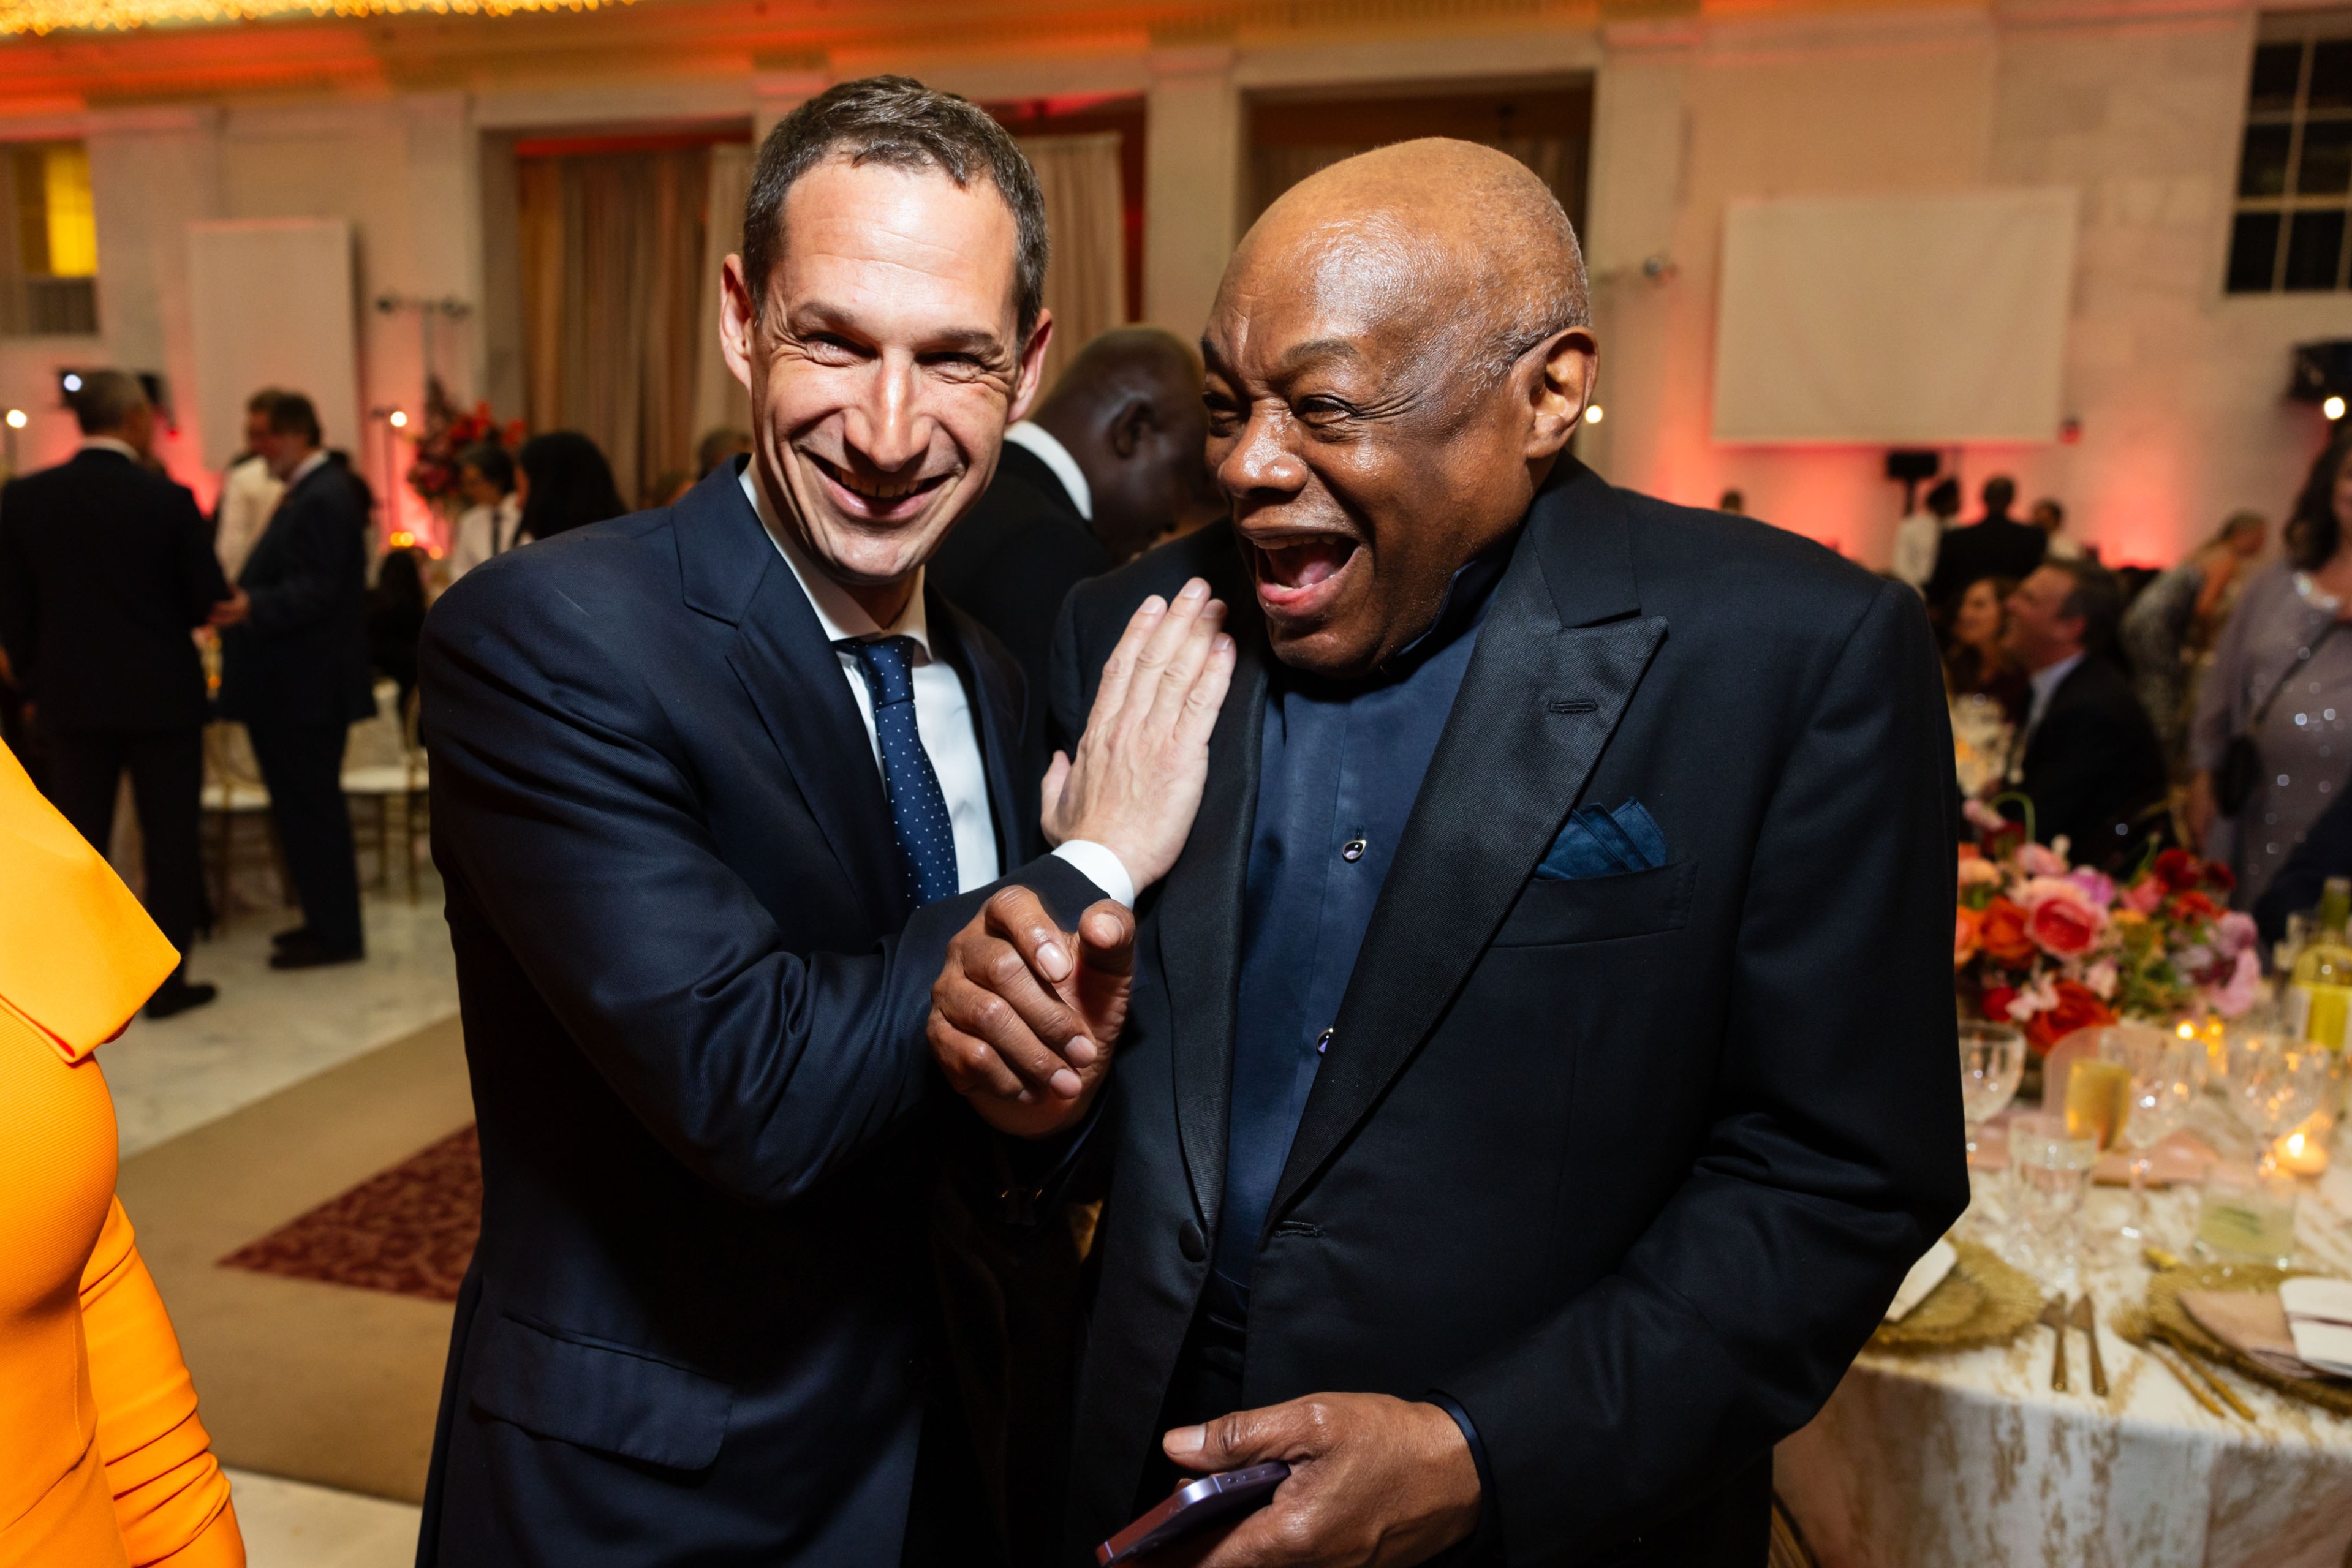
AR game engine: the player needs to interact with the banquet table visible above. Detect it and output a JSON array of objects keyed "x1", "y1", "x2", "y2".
[{"x1": 1775, "y1": 1108, "x2": 2352, "y2": 1568}]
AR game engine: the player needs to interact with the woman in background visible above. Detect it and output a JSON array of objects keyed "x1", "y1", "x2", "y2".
[
  {"x1": 2190, "y1": 437, "x2": 2352, "y2": 908},
  {"x1": 515, "y1": 431, "x2": 626, "y2": 544},
  {"x1": 1943, "y1": 575, "x2": 2026, "y2": 797},
  {"x1": 0, "y1": 741, "x2": 243, "y2": 1566},
  {"x1": 2123, "y1": 510, "x2": 2267, "y2": 769},
  {"x1": 366, "y1": 547, "x2": 429, "y2": 717}
]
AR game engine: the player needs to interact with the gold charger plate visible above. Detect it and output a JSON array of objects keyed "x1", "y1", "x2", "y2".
[
  {"x1": 2146, "y1": 1261, "x2": 2352, "y2": 1419},
  {"x1": 1871, "y1": 1238, "x2": 2041, "y2": 1352}
]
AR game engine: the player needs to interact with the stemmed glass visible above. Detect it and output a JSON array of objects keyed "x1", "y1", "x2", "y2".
[
  {"x1": 1959, "y1": 1022, "x2": 2026, "y2": 1164},
  {"x1": 2228, "y1": 1020, "x2": 2338, "y2": 1175},
  {"x1": 2094, "y1": 1024, "x2": 2199, "y2": 1243}
]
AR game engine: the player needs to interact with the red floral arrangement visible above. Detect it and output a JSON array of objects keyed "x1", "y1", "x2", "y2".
[{"x1": 405, "y1": 377, "x2": 525, "y2": 505}]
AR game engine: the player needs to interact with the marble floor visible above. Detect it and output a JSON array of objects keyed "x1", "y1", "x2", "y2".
[{"x1": 104, "y1": 876, "x2": 456, "y2": 1563}]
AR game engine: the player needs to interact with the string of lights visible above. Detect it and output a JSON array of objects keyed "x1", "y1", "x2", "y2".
[{"x1": 0, "y1": 0, "x2": 622, "y2": 36}]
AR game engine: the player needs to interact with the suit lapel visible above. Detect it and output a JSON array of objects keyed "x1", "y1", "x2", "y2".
[
  {"x1": 929, "y1": 590, "x2": 1030, "y2": 870},
  {"x1": 1156, "y1": 608, "x2": 1269, "y2": 1229},
  {"x1": 678, "y1": 464, "x2": 907, "y2": 928},
  {"x1": 1268, "y1": 466, "x2": 1668, "y2": 1226}
]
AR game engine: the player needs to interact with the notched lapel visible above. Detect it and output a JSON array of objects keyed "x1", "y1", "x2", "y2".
[
  {"x1": 1266, "y1": 554, "x2": 1668, "y2": 1227},
  {"x1": 1154, "y1": 620, "x2": 1268, "y2": 1229}
]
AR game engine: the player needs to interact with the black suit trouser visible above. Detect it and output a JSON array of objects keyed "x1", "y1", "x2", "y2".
[
  {"x1": 45, "y1": 726, "x2": 205, "y2": 972},
  {"x1": 246, "y1": 720, "x2": 363, "y2": 952}
]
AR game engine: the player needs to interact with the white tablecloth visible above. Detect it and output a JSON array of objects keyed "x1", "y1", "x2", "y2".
[{"x1": 1777, "y1": 1117, "x2": 2352, "y2": 1567}]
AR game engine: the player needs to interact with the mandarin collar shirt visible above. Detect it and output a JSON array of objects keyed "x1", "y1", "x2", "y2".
[{"x1": 1002, "y1": 420, "x2": 1093, "y2": 521}]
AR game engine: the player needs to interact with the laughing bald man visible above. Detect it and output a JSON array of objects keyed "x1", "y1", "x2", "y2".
[{"x1": 926, "y1": 138, "x2": 1967, "y2": 1566}]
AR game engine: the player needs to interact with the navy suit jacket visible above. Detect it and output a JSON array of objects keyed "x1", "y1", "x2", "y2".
[
  {"x1": 416, "y1": 463, "x2": 1100, "y2": 1567},
  {"x1": 219, "y1": 457, "x2": 374, "y2": 728},
  {"x1": 0, "y1": 447, "x2": 225, "y2": 731},
  {"x1": 1046, "y1": 463, "x2": 1968, "y2": 1566}
]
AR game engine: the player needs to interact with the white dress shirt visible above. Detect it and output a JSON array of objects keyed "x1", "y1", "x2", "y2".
[
  {"x1": 1003, "y1": 421, "x2": 1092, "y2": 520},
  {"x1": 446, "y1": 494, "x2": 523, "y2": 582},
  {"x1": 214, "y1": 455, "x2": 284, "y2": 581},
  {"x1": 1889, "y1": 510, "x2": 1945, "y2": 589},
  {"x1": 739, "y1": 467, "x2": 1133, "y2": 905},
  {"x1": 2024, "y1": 650, "x2": 2085, "y2": 741},
  {"x1": 78, "y1": 435, "x2": 140, "y2": 462}
]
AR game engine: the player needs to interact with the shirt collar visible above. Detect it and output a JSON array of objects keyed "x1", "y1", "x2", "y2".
[
  {"x1": 286, "y1": 449, "x2": 330, "y2": 487},
  {"x1": 2029, "y1": 650, "x2": 2085, "y2": 709},
  {"x1": 739, "y1": 464, "x2": 932, "y2": 655},
  {"x1": 78, "y1": 436, "x2": 139, "y2": 462},
  {"x1": 1004, "y1": 420, "x2": 1092, "y2": 521}
]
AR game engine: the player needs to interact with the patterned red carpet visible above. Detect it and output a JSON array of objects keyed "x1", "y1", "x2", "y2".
[{"x1": 219, "y1": 1123, "x2": 480, "y2": 1302}]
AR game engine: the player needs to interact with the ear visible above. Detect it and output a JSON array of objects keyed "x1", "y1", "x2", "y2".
[
  {"x1": 1008, "y1": 308, "x2": 1056, "y2": 424},
  {"x1": 719, "y1": 254, "x2": 758, "y2": 394},
  {"x1": 1524, "y1": 326, "x2": 1599, "y2": 463},
  {"x1": 1109, "y1": 395, "x2": 1157, "y2": 459}
]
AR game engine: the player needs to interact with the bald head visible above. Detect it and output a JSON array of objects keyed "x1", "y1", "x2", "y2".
[
  {"x1": 1201, "y1": 137, "x2": 1599, "y2": 678},
  {"x1": 1032, "y1": 326, "x2": 1222, "y2": 560}
]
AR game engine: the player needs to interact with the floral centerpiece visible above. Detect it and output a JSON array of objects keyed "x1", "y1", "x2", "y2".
[
  {"x1": 405, "y1": 377, "x2": 525, "y2": 509},
  {"x1": 1955, "y1": 801, "x2": 2258, "y2": 1055}
]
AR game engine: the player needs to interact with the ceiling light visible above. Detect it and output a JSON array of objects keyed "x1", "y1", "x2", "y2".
[
  {"x1": 6, "y1": 410, "x2": 26, "y2": 429},
  {"x1": 0, "y1": 0, "x2": 622, "y2": 33},
  {"x1": 1584, "y1": 405, "x2": 1605, "y2": 424},
  {"x1": 2327, "y1": 395, "x2": 2346, "y2": 422}
]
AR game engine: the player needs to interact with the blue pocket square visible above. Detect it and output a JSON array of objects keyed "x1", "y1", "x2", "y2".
[{"x1": 1537, "y1": 801, "x2": 1668, "y2": 880}]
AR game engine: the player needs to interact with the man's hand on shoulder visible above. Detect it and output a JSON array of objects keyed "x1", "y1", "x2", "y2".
[
  {"x1": 930, "y1": 888, "x2": 1134, "y2": 1139},
  {"x1": 1044, "y1": 575, "x2": 1234, "y2": 890},
  {"x1": 1147, "y1": 1393, "x2": 1483, "y2": 1567}
]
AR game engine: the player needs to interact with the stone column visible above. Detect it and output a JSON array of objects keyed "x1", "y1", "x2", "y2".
[{"x1": 1144, "y1": 42, "x2": 1241, "y2": 342}]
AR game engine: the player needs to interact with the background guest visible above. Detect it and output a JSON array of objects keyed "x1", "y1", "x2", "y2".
[
  {"x1": 2189, "y1": 436, "x2": 2352, "y2": 908},
  {"x1": 2000, "y1": 559, "x2": 2167, "y2": 866},
  {"x1": 368, "y1": 546, "x2": 428, "y2": 715},
  {"x1": 929, "y1": 325, "x2": 1222, "y2": 696},
  {"x1": 0, "y1": 369, "x2": 241, "y2": 1018},
  {"x1": 1945, "y1": 575, "x2": 2027, "y2": 721},
  {"x1": 1927, "y1": 473, "x2": 2046, "y2": 614},
  {"x1": 1891, "y1": 476, "x2": 1961, "y2": 591},
  {"x1": 695, "y1": 426, "x2": 751, "y2": 478},
  {"x1": 2252, "y1": 779, "x2": 2352, "y2": 946},
  {"x1": 1717, "y1": 486, "x2": 1745, "y2": 514},
  {"x1": 2122, "y1": 509, "x2": 2267, "y2": 772},
  {"x1": 442, "y1": 442, "x2": 520, "y2": 582},
  {"x1": 218, "y1": 390, "x2": 374, "y2": 969},
  {"x1": 0, "y1": 741, "x2": 243, "y2": 1566},
  {"x1": 213, "y1": 386, "x2": 290, "y2": 582},
  {"x1": 515, "y1": 429, "x2": 626, "y2": 542},
  {"x1": 2030, "y1": 496, "x2": 2085, "y2": 560}
]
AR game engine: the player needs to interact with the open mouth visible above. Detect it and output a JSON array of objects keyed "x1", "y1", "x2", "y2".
[
  {"x1": 805, "y1": 452, "x2": 952, "y2": 518},
  {"x1": 1249, "y1": 534, "x2": 1360, "y2": 617}
]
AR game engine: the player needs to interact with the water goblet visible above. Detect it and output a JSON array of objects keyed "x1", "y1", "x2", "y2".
[
  {"x1": 2093, "y1": 1024, "x2": 2199, "y2": 1245},
  {"x1": 1959, "y1": 1022, "x2": 2025, "y2": 1164},
  {"x1": 2227, "y1": 1022, "x2": 2336, "y2": 1176},
  {"x1": 2006, "y1": 1112, "x2": 2098, "y2": 1289}
]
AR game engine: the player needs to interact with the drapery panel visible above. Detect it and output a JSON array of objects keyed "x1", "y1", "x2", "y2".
[
  {"x1": 1017, "y1": 132, "x2": 1125, "y2": 394},
  {"x1": 690, "y1": 143, "x2": 755, "y2": 451}
]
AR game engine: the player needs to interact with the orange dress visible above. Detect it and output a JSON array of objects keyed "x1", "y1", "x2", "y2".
[{"x1": 0, "y1": 742, "x2": 243, "y2": 1568}]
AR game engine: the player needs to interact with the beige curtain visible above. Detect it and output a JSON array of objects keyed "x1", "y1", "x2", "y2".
[
  {"x1": 1017, "y1": 133, "x2": 1124, "y2": 393},
  {"x1": 517, "y1": 146, "x2": 710, "y2": 508},
  {"x1": 692, "y1": 144, "x2": 755, "y2": 451}
]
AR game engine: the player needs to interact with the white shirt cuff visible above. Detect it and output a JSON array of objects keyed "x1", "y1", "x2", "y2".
[{"x1": 1051, "y1": 840, "x2": 1136, "y2": 908}]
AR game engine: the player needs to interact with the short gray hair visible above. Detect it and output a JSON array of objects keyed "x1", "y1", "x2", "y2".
[
  {"x1": 741, "y1": 76, "x2": 1049, "y2": 341},
  {"x1": 70, "y1": 369, "x2": 147, "y2": 435}
]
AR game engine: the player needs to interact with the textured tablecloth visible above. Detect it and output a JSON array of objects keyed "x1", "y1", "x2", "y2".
[{"x1": 1777, "y1": 1118, "x2": 2352, "y2": 1568}]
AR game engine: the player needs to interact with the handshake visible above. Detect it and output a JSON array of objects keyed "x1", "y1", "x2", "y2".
[{"x1": 928, "y1": 576, "x2": 1231, "y2": 1141}]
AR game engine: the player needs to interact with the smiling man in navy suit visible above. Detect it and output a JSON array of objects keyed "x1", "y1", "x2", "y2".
[
  {"x1": 415, "y1": 79, "x2": 1234, "y2": 1568},
  {"x1": 930, "y1": 140, "x2": 1968, "y2": 1567}
]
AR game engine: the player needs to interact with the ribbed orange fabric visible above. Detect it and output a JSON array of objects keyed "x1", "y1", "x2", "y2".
[{"x1": 0, "y1": 744, "x2": 243, "y2": 1567}]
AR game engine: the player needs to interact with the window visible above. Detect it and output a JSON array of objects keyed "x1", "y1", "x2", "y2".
[{"x1": 2229, "y1": 15, "x2": 2352, "y2": 294}]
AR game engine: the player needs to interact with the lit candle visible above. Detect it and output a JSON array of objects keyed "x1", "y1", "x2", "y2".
[{"x1": 2277, "y1": 1116, "x2": 2333, "y2": 1177}]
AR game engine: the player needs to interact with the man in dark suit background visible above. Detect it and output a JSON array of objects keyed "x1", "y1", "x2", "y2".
[
  {"x1": 415, "y1": 78, "x2": 1234, "y2": 1568},
  {"x1": 219, "y1": 390, "x2": 374, "y2": 969},
  {"x1": 2002, "y1": 559, "x2": 2167, "y2": 864},
  {"x1": 0, "y1": 369, "x2": 242, "y2": 1017},
  {"x1": 929, "y1": 326, "x2": 1222, "y2": 695},
  {"x1": 930, "y1": 140, "x2": 1966, "y2": 1567},
  {"x1": 1925, "y1": 473, "x2": 2046, "y2": 615}
]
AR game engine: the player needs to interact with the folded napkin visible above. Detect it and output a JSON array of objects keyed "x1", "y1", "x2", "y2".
[
  {"x1": 2092, "y1": 1130, "x2": 2218, "y2": 1188},
  {"x1": 1885, "y1": 1238, "x2": 1957, "y2": 1322},
  {"x1": 2281, "y1": 1279, "x2": 2352, "y2": 1377},
  {"x1": 2179, "y1": 1289, "x2": 2316, "y2": 1379}
]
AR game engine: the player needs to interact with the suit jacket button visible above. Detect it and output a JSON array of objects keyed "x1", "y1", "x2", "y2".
[{"x1": 1179, "y1": 1220, "x2": 1206, "y2": 1262}]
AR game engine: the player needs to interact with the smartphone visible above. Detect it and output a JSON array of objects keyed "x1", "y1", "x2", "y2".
[{"x1": 1094, "y1": 1461, "x2": 1292, "y2": 1566}]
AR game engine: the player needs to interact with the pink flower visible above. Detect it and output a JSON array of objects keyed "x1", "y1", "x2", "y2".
[
  {"x1": 2123, "y1": 877, "x2": 2166, "y2": 916},
  {"x1": 2019, "y1": 876, "x2": 2106, "y2": 957},
  {"x1": 1962, "y1": 799, "x2": 2006, "y2": 833},
  {"x1": 2019, "y1": 843, "x2": 2071, "y2": 879},
  {"x1": 2209, "y1": 948, "x2": 2263, "y2": 1017},
  {"x1": 2067, "y1": 868, "x2": 2117, "y2": 908},
  {"x1": 2082, "y1": 959, "x2": 2119, "y2": 1000},
  {"x1": 2215, "y1": 911, "x2": 2258, "y2": 957}
]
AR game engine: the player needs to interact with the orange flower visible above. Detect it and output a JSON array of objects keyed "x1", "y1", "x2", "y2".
[
  {"x1": 1978, "y1": 897, "x2": 2036, "y2": 966},
  {"x1": 1955, "y1": 905, "x2": 1983, "y2": 968},
  {"x1": 2169, "y1": 891, "x2": 2220, "y2": 924},
  {"x1": 2025, "y1": 979, "x2": 2117, "y2": 1055}
]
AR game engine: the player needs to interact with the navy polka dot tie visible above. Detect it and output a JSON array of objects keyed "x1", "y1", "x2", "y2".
[{"x1": 841, "y1": 635, "x2": 961, "y2": 907}]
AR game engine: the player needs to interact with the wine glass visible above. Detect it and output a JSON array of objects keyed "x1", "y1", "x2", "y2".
[
  {"x1": 2095, "y1": 1024, "x2": 2200, "y2": 1243},
  {"x1": 2228, "y1": 1021, "x2": 2337, "y2": 1176},
  {"x1": 1959, "y1": 1022, "x2": 2026, "y2": 1164}
]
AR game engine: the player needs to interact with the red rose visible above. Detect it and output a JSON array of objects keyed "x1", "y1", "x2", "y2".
[
  {"x1": 2154, "y1": 849, "x2": 2202, "y2": 891},
  {"x1": 2026, "y1": 979, "x2": 2117, "y2": 1055},
  {"x1": 1981, "y1": 984, "x2": 2019, "y2": 1023},
  {"x1": 2207, "y1": 861, "x2": 2236, "y2": 894},
  {"x1": 2169, "y1": 891, "x2": 2220, "y2": 924},
  {"x1": 2027, "y1": 895, "x2": 2103, "y2": 957},
  {"x1": 1978, "y1": 898, "x2": 2037, "y2": 965}
]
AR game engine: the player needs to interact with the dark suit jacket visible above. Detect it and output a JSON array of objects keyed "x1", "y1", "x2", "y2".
[
  {"x1": 927, "y1": 442, "x2": 1112, "y2": 703},
  {"x1": 2015, "y1": 654, "x2": 2168, "y2": 865},
  {"x1": 218, "y1": 458, "x2": 374, "y2": 728},
  {"x1": 0, "y1": 447, "x2": 224, "y2": 731},
  {"x1": 1045, "y1": 464, "x2": 1968, "y2": 1566},
  {"x1": 1923, "y1": 515, "x2": 2047, "y2": 611},
  {"x1": 416, "y1": 463, "x2": 1103, "y2": 1567}
]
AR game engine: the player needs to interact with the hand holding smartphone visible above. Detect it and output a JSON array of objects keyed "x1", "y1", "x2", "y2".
[{"x1": 1095, "y1": 1462, "x2": 1291, "y2": 1565}]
